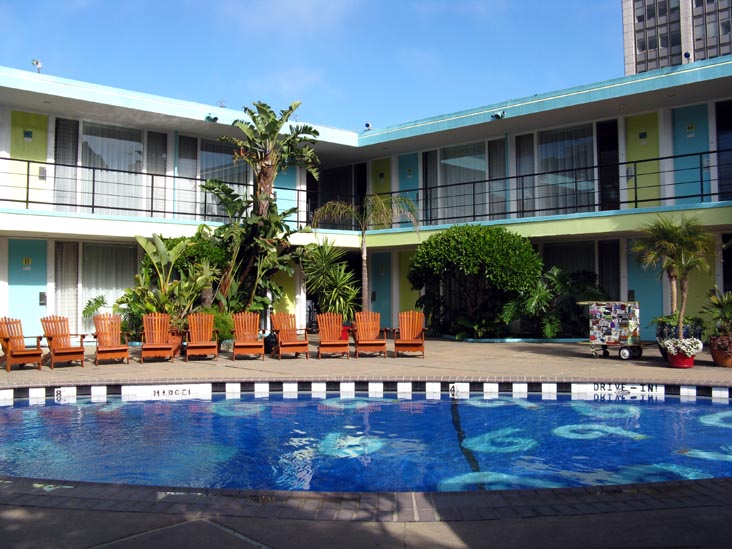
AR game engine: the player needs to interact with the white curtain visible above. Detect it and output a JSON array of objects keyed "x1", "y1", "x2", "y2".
[
  {"x1": 55, "y1": 242, "x2": 79, "y2": 332},
  {"x1": 81, "y1": 243, "x2": 137, "y2": 332},
  {"x1": 54, "y1": 118, "x2": 79, "y2": 212},
  {"x1": 176, "y1": 135, "x2": 198, "y2": 219},
  {"x1": 81, "y1": 123, "x2": 143, "y2": 215},
  {"x1": 439, "y1": 142, "x2": 486, "y2": 222},
  {"x1": 200, "y1": 139, "x2": 248, "y2": 220},
  {"x1": 537, "y1": 125, "x2": 594, "y2": 215}
]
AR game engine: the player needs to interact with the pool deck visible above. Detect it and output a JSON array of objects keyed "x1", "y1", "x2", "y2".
[{"x1": 2, "y1": 340, "x2": 732, "y2": 548}]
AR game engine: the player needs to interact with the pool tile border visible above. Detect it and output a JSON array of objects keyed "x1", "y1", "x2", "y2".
[{"x1": 1, "y1": 380, "x2": 730, "y2": 405}]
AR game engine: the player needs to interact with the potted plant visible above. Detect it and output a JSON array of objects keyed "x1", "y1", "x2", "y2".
[
  {"x1": 661, "y1": 337, "x2": 703, "y2": 368},
  {"x1": 631, "y1": 215, "x2": 716, "y2": 367},
  {"x1": 702, "y1": 286, "x2": 732, "y2": 367}
]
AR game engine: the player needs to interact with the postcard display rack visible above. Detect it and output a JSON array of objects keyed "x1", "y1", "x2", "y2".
[{"x1": 586, "y1": 301, "x2": 642, "y2": 360}]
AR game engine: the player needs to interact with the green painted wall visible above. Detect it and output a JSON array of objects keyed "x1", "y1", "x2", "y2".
[
  {"x1": 371, "y1": 158, "x2": 391, "y2": 195},
  {"x1": 687, "y1": 268, "x2": 716, "y2": 319},
  {"x1": 363, "y1": 206, "x2": 732, "y2": 248},
  {"x1": 272, "y1": 269, "x2": 296, "y2": 314},
  {"x1": 10, "y1": 111, "x2": 48, "y2": 161},
  {"x1": 625, "y1": 113, "x2": 660, "y2": 207},
  {"x1": 398, "y1": 250, "x2": 420, "y2": 311}
]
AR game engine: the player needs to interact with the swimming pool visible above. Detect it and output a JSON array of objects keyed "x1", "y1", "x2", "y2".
[{"x1": 1, "y1": 393, "x2": 731, "y2": 492}]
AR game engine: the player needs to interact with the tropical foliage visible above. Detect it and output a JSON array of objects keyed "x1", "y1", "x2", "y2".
[
  {"x1": 631, "y1": 215, "x2": 716, "y2": 337},
  {"x1": 224, "y1": 101, "x2": 319, "y2": 216},
  {"x1": 311, "y1": 194, "x2": 418, "y2": 311},
  {"x1": 407, "y1": 225, "x2": 543, "y2": 337},
  {"x1": 300, "y1": 240, "x2": 359, "y2": 322},
  {"x1": 501, "y1": 267, "x2": 607, "y2": 339}
]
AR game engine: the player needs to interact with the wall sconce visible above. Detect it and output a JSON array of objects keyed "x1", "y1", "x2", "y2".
[{"x1": 491, "y1": 111, "x2": 505, "y2": 120}]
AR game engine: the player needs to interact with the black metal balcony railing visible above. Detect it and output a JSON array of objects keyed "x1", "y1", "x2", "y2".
[{"x1": 1, "y1": 149, "x2": 731, "y2": 232}]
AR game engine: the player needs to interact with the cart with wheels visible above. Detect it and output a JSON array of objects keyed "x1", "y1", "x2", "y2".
[{"x1": 578, "y1": 301, "x2": 644, "y2": 360}]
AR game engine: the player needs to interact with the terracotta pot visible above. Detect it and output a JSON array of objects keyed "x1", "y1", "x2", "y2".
[
  {"x1": 667, "y1": 353, "x2": 695, "y2": 368},
  {"x1": 709, "y1": 336, "x2": 732, "y2": 367}
]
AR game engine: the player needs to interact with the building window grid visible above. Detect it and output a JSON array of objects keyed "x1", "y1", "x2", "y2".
[{"x1": 633, "y1": 0, "x2": 683, "y2": 72}]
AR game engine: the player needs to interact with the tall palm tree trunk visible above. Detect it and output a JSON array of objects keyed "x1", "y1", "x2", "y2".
[
  {"x1": 677, "y1": 276, "x2": 689, "y2": 336},
  {"x1": 361, "y1": 238, "x2": 369, "y2": 311}
]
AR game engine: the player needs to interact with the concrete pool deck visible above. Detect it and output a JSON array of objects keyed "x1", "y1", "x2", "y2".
[{"x1": 1, "y1": 339, "x2": 732, "y2": 548}]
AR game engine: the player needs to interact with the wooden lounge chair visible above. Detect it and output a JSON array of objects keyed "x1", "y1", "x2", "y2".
[
  {"x1": 184, "y1": 312, "x2": 218, "y2": 362},
  {"x1": 270, "y1": 312, "x2": 309, "y2": 359},
  {"x1": 0, "y1": 317, "x2": 43, "y2": 373},
  {"x1": 232, "y1": 312, "x2": 265, "y2": 360},
  {"x1": 140, "y1": 312, "x2": 175, "y2": 363},
  {"x1": 93, "y1": 313, "x2": 129, "y2": 365},
  {"x1": 353, "y1": 311, "x2": 387, "y2": 358},
  {"x1": 317, "y1": 312, "x2": 350, "y2": 359},
  {"x1": 41, "y1": 315, "x2": 86, "y2": 368},
  {"x1": 394, "y1": 310, "x2": 426, "y2": 358}
]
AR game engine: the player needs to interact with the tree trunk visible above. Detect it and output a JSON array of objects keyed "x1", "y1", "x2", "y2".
[
  {"x1": 667, "y1": 270, "x2": 678, "y2": 313},
  {"x1": 677, "y1": 276, "x2": 688, "y2": 338},
  {"x1": 361, "y1": 236, "x2": 369, "y2": 312}
]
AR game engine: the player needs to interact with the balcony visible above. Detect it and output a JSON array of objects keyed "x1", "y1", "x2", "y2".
[{"x1": 1, "y1": 148, "x2": 731, "y2": 235}]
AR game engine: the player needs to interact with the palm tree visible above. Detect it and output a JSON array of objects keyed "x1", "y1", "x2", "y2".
[
  {"x1": 311, "y1": 194, "x2": 418, "y2": 311},
  {"x1": 631, "y1": 215, "x2": 716, "y2": 336},
  {"x1": 225, "y1": 101, "x2": 320, "y2": 216}
]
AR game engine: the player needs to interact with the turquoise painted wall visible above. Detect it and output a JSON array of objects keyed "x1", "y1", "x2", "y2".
[
  {"x1": 370, "y1": 252, "x2": 392, "y2": 328},
  {"x1": 672, "y1": 104, "x2": 710, "y2": 203},
  {"x1": 627, "y1": 245, "x2": 663, "y2": 341},
  {"x1": 8, "y1": 239, "x2": 47, "y2": 336}
]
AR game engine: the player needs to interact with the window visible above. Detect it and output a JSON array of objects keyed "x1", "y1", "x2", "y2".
[
  {"x1": 516, "y1": 134, "x2": 535, "y2": 217},
  {"x1": 648, "y1": 30, "x2": 658, "y2": 50},
  {"x1": 422, "y1": 150, "x2": 438, "y2": 223},
  {"x1": 146, "y1": 132, "x2": 167, "y2": 175},
  {"x1": 637, "y1": 33, "x2": 647, "y2": 52},
  {"x1": 81, "y1": 123, "x2": 143, "y2": 214},
  {"x1": 439, "y1": 142, "x2": 486, "y2": 222},
  {"x1": 658, "y1": 0, "x2": 667, "y2": 17},
  {"x1": 635, "y1": 1, "x2": 645, "y2": 23},
  {"x1": 646, "y1": 3, "x2": 656, "y2": 21},
  {"x1": 177, "y1": 135, "x2": 198, "y2": 218},
  {"x1": 707, "y1": 13, "x2": 718, "y2": 38},
  {"x1": 660, "y1": 29, "x2": 669, "y2": 48},
  {"x1": 54, "y1": 118, "x2": 79, "y2": 211},
  {"x1": 537, "y1": 125, "x2": 594, "y2": 215}
]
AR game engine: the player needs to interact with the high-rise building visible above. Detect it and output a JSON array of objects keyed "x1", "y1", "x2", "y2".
[{"x1": 623, "y1": 0, "x2": 732, "y2": 75}]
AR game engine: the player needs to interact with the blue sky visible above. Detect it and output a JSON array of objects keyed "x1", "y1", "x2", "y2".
[{"x1": 0, "y1": 0, "x2": 623, "y2": 131}]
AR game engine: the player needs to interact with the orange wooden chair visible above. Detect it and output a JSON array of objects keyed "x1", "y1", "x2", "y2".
[
  {"x1": 0, "y1": 317, "x2": 43, "y2": 373},
  {"x1": 394, "y1": 310, "x2": 426, "y2": 358},
  {"x1": 270, "y1": 312, "x2": 309, "y2": 359},
  {"x1": 140, "y1": 312, "x2": 175, "y2": 363},
  {"x1": 232, "y1": 312, "x2": 265, "y2": 360},
  {"x1": 353, "y1": 311, "x2": 387, "y2": 358},
  {"x1": 316, "y1": 312, "x2": 349, "y2": 359},
  {"x1": 41, "y1": 315, "x2": 86, "y2": 368},
  {"x1": 92, "y1": 313, "x2": 129, "y2": 365},
  {"x1": 184, "y1": 312, "x2": 218, "y2": 362}
]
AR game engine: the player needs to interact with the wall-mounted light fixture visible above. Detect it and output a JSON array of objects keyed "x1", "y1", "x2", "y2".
[
  {"x1": 491, "y1": 111, "x2": 505, "y2": 120},
  {"x1": 204, "y1": 114, "x2": 219, "y2": 123}
]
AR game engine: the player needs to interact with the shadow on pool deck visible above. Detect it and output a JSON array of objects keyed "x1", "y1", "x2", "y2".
[{"x1": 2, "y1": 340, "x2": 732, "y2": 547}]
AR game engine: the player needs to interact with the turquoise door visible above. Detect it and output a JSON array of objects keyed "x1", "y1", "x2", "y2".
[
  {"x1": 672, "y1": 104, "x2": 710, "y2": 203},
  {"x1": 370, "y1": 252, "x2": 392, "y2": 329},
  {"x1": 8, "y1": 239, "x2": 48, "y2": 336},
  {"x1": 627, "y1": 246, "x2": 662, "y2": 341}
]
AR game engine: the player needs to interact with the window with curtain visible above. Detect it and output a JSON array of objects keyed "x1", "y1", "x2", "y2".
[
  {"x1": 146, "y1": 131, "x2": 168, "y2": 216},
  {"x1": 176, "y1": 135, "x2": 198, "y2": 218},
  {"x1": 54, "y1": 118, "x2": 79, "y2": 212},
  {"x1": 487, "y1": 139, "x2": 507, "y2": 220},
  {"x1": 439, "y1": 142, "x2": 486, "y2": 222},
  {"x1": 55, "y1": 241, "x2": 79, "y2": 332},
  {"x1": 81, "y1": 123, "x2": 143, "y2": 215},
  {"x1": 81, "y1": 243, "x2": 138, "y2": 332},
  {"x1": 200, "y1": 139, "x2": 249, "y2": 220},
  {"x1": 516, "y1": 134, "x2": 535, "y2": 217},
  {"x1": 422, "y1": 150, "x2": 438, "y2": 223},
  {"x1": 537, "y1": 125, "x2": 594, "y2": 215}
]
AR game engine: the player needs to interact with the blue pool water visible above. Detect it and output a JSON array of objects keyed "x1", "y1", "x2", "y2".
[{"x1": 1, "y1": 393, "x2": 731, "y2": 492}]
